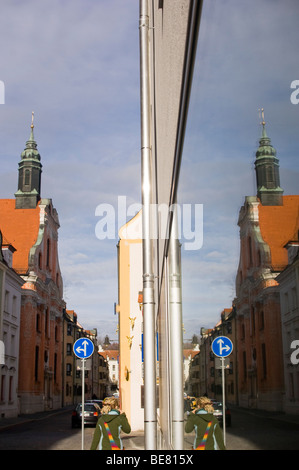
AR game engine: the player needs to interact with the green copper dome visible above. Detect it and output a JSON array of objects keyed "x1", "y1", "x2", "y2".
[
  {"x1": 20, "y1": 126, "x2": 41, "y2": 162},
  {"x1": 255, "y1": 125, "x2": 277, "y2": 160}
]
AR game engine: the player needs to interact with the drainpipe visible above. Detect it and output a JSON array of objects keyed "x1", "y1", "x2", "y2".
[
  {"x1": 139, "y1": 0, "x2": 157, "y2": 450},
  {"x1": 169, "y1": 204, "x2": 184, "y2": 449}
]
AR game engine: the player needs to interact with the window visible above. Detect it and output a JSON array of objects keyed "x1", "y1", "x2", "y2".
[
  {"x1": 4, "y1": 290, "x2": 9, "y2": 313},
  {"x1": 35, "y1": 346, "x2": 39, "y2": 381},
  {"x1": 250, "y1": 307, "x2": 255, "y2": 335},
  {"x1": 266, "y1": 166, "x2": 274, "y2": 185},
  {"x1": 46, "y1": 239, "x2": 50, "y2": 268},
  {"x1": 259, "y1": 310, "x2": 264, "y2": 330},
  {"x1": 45, "y1": 308, "x2": 49, "y2": 337},
  {"x1": 262, "y1": 343, "x2": 267, "y2": 379},
  {"x1": 9, "y1": 376, "x2": 13, "y2": 402},
  {"x1": 1, "y1": 375, "x2": 5, "y2": 402},
  {"x1": 24, "y1": 169, "x2": 30, "y2": 186},
  {"x1": 66, "y1": 363, "x2": 72, "y2": 376},
  {"x1": 241, "y1": 323, "x2": 245, "y2": 339},
  {"x1": 243, "y1": 351, "x2": 247, "y2": 381},
  {"x1": 12, "y1": 296, "x2": 17, "y2": 317},
  {"x1": 36, "y1": 313, "x2": 41, "y2": 332},
  {"x1": 54, "y1": 353, "x2": 57, "y2": 382}
]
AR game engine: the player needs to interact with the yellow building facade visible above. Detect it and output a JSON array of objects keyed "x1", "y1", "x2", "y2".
[{"x1": 117, "y1": 211, "x2": 144, "y2": 431}]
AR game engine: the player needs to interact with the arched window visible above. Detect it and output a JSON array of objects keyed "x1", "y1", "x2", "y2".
[{"x1": 24, "y1": 169, "x2": 30, "y2": 186}]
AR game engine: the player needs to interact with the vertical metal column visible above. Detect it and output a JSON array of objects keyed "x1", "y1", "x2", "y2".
[
  {"x1": 169, "y1": 205, "x2": 184, "y2": 449},
  {"x1": 221, "y1": 358, "x2": 226, "y2": 446},
  {"x1": 81, "y1": 358, "x2": 85, "y2": 450},
  {"x1": 139, "y1": 0, "x2": 157, "y2": 450}
]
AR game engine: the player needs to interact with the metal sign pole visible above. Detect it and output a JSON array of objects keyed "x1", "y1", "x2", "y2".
[
  {"x1": 221, "y1": 357, "x2": 226, "y2": 446},
  {"x1": 73, "y1": 337, "x2": 94, "y2": 451},
  {"x1": 81, "y1": 358, "x2": 85, "y2": 450}
]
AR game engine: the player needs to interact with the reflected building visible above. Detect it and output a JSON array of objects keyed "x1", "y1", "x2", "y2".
[{"x1": 235, "y1": 121, "x2": 299, "y2": 411}]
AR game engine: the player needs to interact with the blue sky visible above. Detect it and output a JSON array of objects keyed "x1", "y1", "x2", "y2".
[{"x1": 0, "y1": 1, "x2": 298, "y2": 342}]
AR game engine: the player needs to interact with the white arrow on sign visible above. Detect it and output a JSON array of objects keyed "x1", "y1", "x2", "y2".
[
  {"x1": 217, "y1": 339, "x2": 231, "y2": 356},
  {"x1": 76, "y1": 340, "x2": 89, "y2": 357}
]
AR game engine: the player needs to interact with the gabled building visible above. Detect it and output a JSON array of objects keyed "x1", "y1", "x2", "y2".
[
  {"x1": 0, "y1": 118, "x2": 65, "y2": 414},
  {"x1": 235, "y1": 120, "x2": 299, "y2": 411}
]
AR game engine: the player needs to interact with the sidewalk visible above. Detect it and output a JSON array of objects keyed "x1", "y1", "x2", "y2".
[{"x1": 121, "y1": 430, "x2": 145, "y2": 450}]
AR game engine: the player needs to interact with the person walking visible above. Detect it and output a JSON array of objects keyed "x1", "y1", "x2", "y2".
[
  {"x1": 185, "y1": 396, "x2": 226, "y2": 450},
  {"x1": 90, "y1": 396, "x2": 131, "y2": 450}
]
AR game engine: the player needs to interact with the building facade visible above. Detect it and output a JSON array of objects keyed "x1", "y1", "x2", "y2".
[
  {"x1": 117, "y1": 211, "x2": 144, "y2": 431},
  {"x1": 62, "y1": 309, "x2": 99, "y2": 405},
  {"x1": 0, "y1": 120, "x2": 65, "y2": 414},
  {"x1": 235, "y1": 122, "x2": 299, "y2": 411},
  {"x1": 277, "y1": 242, "x2": 299, "y2": 413},
  {"x1": 98, "y1": 351, "x2": 109, "y2": 399},
  {"x1": 0, "y1": 236, "x2": 24, "y2": 418},
  {"x1": 198, "y1": 308, "x2": 237, "y2": 405}
]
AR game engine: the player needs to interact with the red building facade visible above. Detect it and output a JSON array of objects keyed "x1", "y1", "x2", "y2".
[
  {"x1": 0, "y1": 121, "x2": 65, "y2": 413},
  {"x1": 235, "y1": 122, "x2": 299, "y2": 411}
]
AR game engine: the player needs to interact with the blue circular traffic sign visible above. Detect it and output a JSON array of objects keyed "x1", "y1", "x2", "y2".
[
  {"x1": 211, "y1": 336, "x2": 233, "y2": 358},
  {"x1": 73, "y1": 337, "x2": 94, "y2": 359}
]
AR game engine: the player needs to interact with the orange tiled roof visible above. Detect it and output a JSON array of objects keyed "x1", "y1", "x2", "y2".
[
  {"x1": 183, "y1": 349, "x2": 199, "y2": 359},
  {"x1": 258, "y1": 195, "x2": 299, "y2": 270},
  {"x1": 0, "y1": 199, "x2": 40, "y2": 273},
  {"x1": 101, "y1": 350, "x2": 119, "y2": 360}
]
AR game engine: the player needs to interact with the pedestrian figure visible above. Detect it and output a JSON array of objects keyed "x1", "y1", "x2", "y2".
[
  {"x1": 90, "y1": 396, "x2": 131, "y2": 450},
  {"x1": 185, "y1": 396, "x2": 226, "y2": 450},
  {"x1": 184, "y1": 395, "x2": 192, "y2": 414}
]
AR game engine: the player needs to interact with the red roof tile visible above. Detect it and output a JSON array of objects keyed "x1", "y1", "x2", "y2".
[
  {"x1": 0, "y1": 199, "x2": 40, "y2": 273},
  {"x1": 258, "y1": 196, "x2": 299, "y2": 270}
]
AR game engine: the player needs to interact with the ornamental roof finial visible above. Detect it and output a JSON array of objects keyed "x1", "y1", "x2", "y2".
[{"x1": 259, "y1": 107, "x2": 266, "y2": 126}]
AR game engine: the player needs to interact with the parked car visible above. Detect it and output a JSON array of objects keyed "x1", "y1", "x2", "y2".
[
  {"x1": 211, "y1": 400, "x2": 231, "y2": 427},
  {"x1": 86, "y1": 399, "x2": 103, "y2": 410},
  {"x1": 71, "y1": 403, "x2": 100, "y2": 428}
]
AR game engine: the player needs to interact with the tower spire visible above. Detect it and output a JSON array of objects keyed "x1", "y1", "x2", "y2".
[
  {"x1": 254, "y1": 109, "x2": 283, "y2": 206},
  {"x1": 15, "y1": 112, "x2": 42, "y2": 209}
]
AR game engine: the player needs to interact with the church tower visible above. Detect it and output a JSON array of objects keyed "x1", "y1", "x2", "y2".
[
  {"x1": 15, "y1": 112, "x2": 42, "y2": 209},
  {"x1": 254, "y1": 110, "x2": 283, "y2": 206}
]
